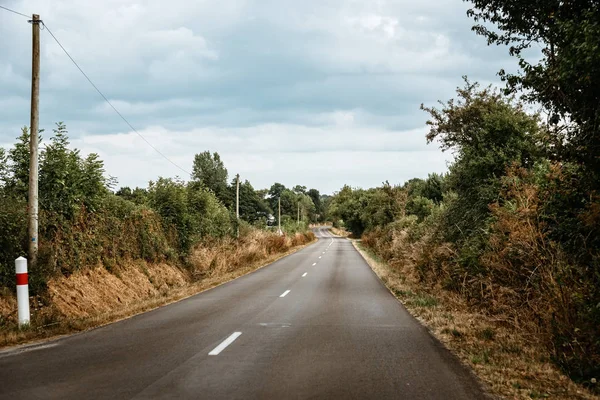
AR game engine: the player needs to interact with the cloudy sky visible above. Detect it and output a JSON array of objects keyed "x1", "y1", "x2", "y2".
[{"x1": 0, "y1": 0, "x2": 514, "y2": 194}]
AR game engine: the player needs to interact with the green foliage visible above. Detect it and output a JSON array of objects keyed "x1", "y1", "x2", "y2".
[
  {"x1": 186, "y1": 181, "x2": 231, "y2": 239},
  {"x1": 267, "y1": 182, "x2": 286, "y2": 213},
  {"x1": 327, "y1": 185, "x2": 367, "y2": 234},
  {"x1": 297, "y1": 192, "x2": 316, "y2": 222},
  {"x1": 465, "y1": 1, "x2": 600, "y2": 383},
  {"x1": 406, "y1": 196, "x2": 435, "y2": 222},
  {"x1": 39, "y1": 123, "x2": 110, "y2": 218},
  {"x1": 5, "y1": 127, "x2": 34, "y2": 198},
  {"x1": 147, "y1": 178, "x2": 231, "y2": 252},
  {"x1": 262, "y1": 182, "x2": 319, "y2": 228},
  {"x1": 225, "y1": 178, "x2": 270, "y2": 223},
  {"x1": 0, "y1": 147, "x2": 9, "y2": 185},
  {"x1": 405, "y1": 173, "x2": 445, "y2": 204},
  {"x1": 0, "y1": 124, "x2": 314, "y2": 303},
  {"x1": 421, "y1": 79, "x2": 541, "y2": 245},
  {"x1": 278, "y1": 189, "x2": 297, "y2": 216},
  {"x1": 328, "y1": 183, "x2": 405, "y2": 235},
  {"x1": 191, "y1": 151, "x2": 229, "y2": 203},
  {"x1": 329, "y1": 76, "x2": 600, "y2": 385},
  {"x1": 292, "y1": 185, "x2": 307, "y2": 195},
  {"x1": 466, "y1": 0, "x2": 600, "y2": 179},
  {"x1": 0, "y1": 195, "x2": 27, "y2": 289},
  {"x1": 115, "y1": 186, "x2": 148, "y2": 205},
  {"x1": 307, "y1": 188, "x2": 322, "y2": 221},
  {"x1": 361, "y1": 183, "x2": 406, "y2": 230},
  {"x1": 37, "y1": 196, "x2": 176, "y2": 285}
]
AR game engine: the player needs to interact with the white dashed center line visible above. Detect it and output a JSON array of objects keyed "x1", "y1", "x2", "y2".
[
  {"x1": 312, "y1": 263, "x2": 316, "y2": 266},
  {"x1": 302, "y1": 272, "x2": 307, "y2": 277},
  {"x1": 280, "y1": 290, "x2": 291, "y2": 297},
  {"x1": 208, "y1": 332, "x2": 242, "y2": 355}
]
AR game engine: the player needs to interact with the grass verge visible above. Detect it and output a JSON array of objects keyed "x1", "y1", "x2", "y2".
[
  {"x1": 0, "y1": 232, "x2": 316, "y2": 349},
  {"x1": 352, "y1": 239, "x2": 598, "y2": 400}
]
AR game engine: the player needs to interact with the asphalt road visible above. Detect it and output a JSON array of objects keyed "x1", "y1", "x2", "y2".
[{"x1": 0, "y1": 228, "x2": 488, "y2": 399}]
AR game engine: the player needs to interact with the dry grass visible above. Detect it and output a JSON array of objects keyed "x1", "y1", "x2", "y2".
[
  {"x1": 0, "y1": 230, "x2": 316, "y2": 348},
  {"x1": 48, "y1": 261, "x2": 188, "y2": 318},
  {"x1": 329, "y1": 227, "x2": 352, "y2": 237},
  {"x1": 352, "y1": 239, "x2": 598, "y2": 400}
]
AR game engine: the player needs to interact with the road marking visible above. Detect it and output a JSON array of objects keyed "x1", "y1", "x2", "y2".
[
  {"x1": 280, "y1": 290, "x2": 291, "y2": 297},
  {"x1": 259, "y1": 323, "x2": 291, "y2": 328},
  {"x1": 302, "y1": 272, "x2": 307, "y2": 277},
  {"x1": 312, "y1": 263, "x2": 316, "y2": 266},
  {"x1": 319, "y1": 256, "x2": 322, "y2": 259},
  {"x1": 0, "y1": 343, "x2": 59, "y2": 359},
  {"x1": 209, "y1": 332, "x2": 242, "y2": 355}
]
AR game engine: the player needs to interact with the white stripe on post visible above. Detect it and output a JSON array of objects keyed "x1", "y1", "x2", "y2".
[{"x1": 15, "y1": 257, "x2": 30, "y2": 326}]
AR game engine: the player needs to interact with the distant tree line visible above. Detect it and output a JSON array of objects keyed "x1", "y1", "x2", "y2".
[{"x1": 0, "y1": 127, "x2": 324, "y2": 293}]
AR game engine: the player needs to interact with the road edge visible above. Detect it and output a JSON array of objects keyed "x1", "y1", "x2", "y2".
[
  {"x1": 0, "y1": 236, "x2": 319, "y2": 354},
  {"x1": 347, "y1": 236, "x2": 497, "y2": 400}
]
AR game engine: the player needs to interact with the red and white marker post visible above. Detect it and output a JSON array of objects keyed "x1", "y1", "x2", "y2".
[{"x1": 15, "y1": 257, "x2": 30, "y2": 326}]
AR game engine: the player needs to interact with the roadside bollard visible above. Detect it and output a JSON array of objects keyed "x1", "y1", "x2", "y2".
[{"x1": 15, "y1": 257, "x2": 30, "y2": 326}]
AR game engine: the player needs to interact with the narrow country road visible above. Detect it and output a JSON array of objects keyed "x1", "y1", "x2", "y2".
[{"x1": 0, "y1": 228, "x2": 487, "y2": 399}]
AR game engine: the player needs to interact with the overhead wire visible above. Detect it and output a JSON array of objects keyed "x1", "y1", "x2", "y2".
[
  {"x1": 0, "y1": 5, "x2": 30, "y2": 18},
  {"x1": 1, "y1": 4, "x2": 192, "y2": 176},
  {"x1": 42, "y1": 22, "x2": 192, "y2": 177}
]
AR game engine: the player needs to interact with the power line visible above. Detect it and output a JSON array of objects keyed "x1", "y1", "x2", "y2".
[
  {"x1": 0, "y1": 5, "x2": 30, "y2": 18},
  {"x1": 34, "y1": 20, "x2": 192, "y2": 176},
  {"x1": 1, "y1": 8, "x2": 192, "y2": 176},
  {"x1": 42, "y1": 22, "x2": 192, "y2": 177}
]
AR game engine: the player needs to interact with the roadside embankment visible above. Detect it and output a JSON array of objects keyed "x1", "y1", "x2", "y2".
[
  {"x1": 351, "y1": 238, "x2": 598, "y2": 400},
  {"x1": 0, "y1": 230, "x2": 315, "y2": 348}
]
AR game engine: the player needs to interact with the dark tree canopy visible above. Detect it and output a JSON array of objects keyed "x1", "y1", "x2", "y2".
[
  {"x1": 191, "y1": 151, "x2": 228, "y2": 203},
  {"x1": 466, "y1": 0, "x2": 600, "y2": 179}
]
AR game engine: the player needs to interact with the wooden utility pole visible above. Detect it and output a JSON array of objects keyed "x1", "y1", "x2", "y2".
[
  {"x1": 235, "y1": 174, "x2": 240, "y2": 238},
  {"x1": 28, "y1": 14, "x2": 41, "y2": 268},
  {"x1": 297, "y1": 202, "x2": 300, "y2": 225},
  {"x1": 278, "y1": 197, "x2": 281, "y2": 235}
]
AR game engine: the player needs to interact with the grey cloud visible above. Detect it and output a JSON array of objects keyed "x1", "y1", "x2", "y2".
[{"x1": 0, "y1": 0, "x2": 516, "y2": 192}]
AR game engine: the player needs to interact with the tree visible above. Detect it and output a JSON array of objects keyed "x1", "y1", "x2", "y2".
[
  {"x1": 256, "y1": 188, "x2": 269, "y2": 201},
  {"x1": 328, "y1": 185, "x2": 368, "y2": 234},
  {"x1": 186, "y1": 181, "x2": 231, "y2": 239},
  {"x1": 0, "y1": 147, "x2": 8, "y2": 188},
  {"x1": 268, "y1": 182, "x2": 286, "y2": 199},
  {"x1": 39, "y1": 123, "x2": 108, "y2": 217},
  {"x1": 466, "y1": 1, "x2": 600, "y2": 317},
  {"x1": 320, "y1": 194, "x2": 332, "y2": 222},
  {"x1": 292, "y1": 185, "x2": 307, "y2": 195},
  {"x1": 148, "y1": 177, "x2": 190, "y2": 249},
  {"x1": 420, "y1": 173, "x2": 444, "y2": 204},
  {"x1": 297, "y1": 193, "x2": 316, "y2": 223},
  {"x1": 5, "y1": 127, "x2": 33, "y2": 198},
  {"x1": 191, "y1": 151, "x2": 228, "y2": 203},
  {"x1": 116, "y1": 186, "x2": 148, "y2": 205},
  {"x1": 307, "y1": 188, "x2": 321, "y2": 219},
  {"x1": 279, "y1": 189, "x2": 298, "y2": 217},
  {"x1": 362, "y1": 183, "x2": 406, "y2": 229},
  {"x1": 466, "y1": 0, "x2": 600, "y2": 179},
  {"x1": 148, "y1": 178, "x2": 231, "y2": 250},
  {"x1": 225, "y1": 178, "x2": 269, "y2": 223},
  {"x1": 421, "y1": 79, "x2": 541, "y2": 243},
  {"x1": 267, "y1": 182, "x2": 286, "y2": 213}
]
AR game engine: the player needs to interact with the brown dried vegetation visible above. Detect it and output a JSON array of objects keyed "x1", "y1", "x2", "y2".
[
  {"x1": 354, "y1": 239, "x2": 598, "y2": 400},
  {"x1": 355, "y1": 163, "x2": 600, "y2": 398},
  {"x1": 0, "y1": 229, "x2": 315, "y2": 347}
]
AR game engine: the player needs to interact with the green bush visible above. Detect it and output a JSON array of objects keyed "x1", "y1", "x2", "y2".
[{"x1": 0, "y1": 195, "x2": 27, "y2": 289}]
